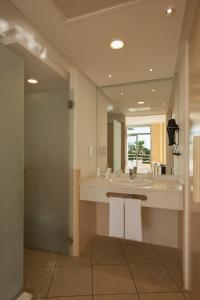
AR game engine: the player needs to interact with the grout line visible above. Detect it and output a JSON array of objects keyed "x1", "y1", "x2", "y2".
[
  {"x1": 161, "y1": 260, "x2": 182, "y2": 292},
  {"x1": 91, "y1": 245, "x2": 94, "y2": 300},
  {"x1": 46, "y1": 295, "x2": 92, "y2": 298},
  {"x1": 46, "y1": 255, "x2": 58, "y2": 298},
  {"x1": 119, "y1": 242, "x2": 139, "y2": 295}
]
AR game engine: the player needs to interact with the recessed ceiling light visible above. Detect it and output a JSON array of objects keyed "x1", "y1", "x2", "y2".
[
  {"x1": 165, "y1": 6, "x2": 175, "y2": 16},
  {"x1": 120, "y1": 92, "x2": 124, "y2": 96},
  {"x1": 137, "y1": 101, "x2": 144, "y2": 105},
  {"x1": 149, "y1": 68, "x2": 153, "y2": 72},
  {"x1": 27, "y1": 78, "x2": 38, "y2": 84},
  {"x1": 110, "y1": 39, "x2": 125, "y2": 50},
  {"x1": 128, "y1": 108, "x2": 137, "y2": 112},
  {"x1": 128, "y1": 107, "x2": 151, "y2": 112},
  {"x1": 152, "y1": 88, "x2": 156, "y2": 93},
  {"x1": 107, "y1": 104, "x2": 114, "y2": 112},
  {"x1": 108, "y1": 74, "x2": 112, "y2": 78}
]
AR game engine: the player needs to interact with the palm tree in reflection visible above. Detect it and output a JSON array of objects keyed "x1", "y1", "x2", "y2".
[{"x1": 128, "y1": 140, "x2": 150, "y2": 163}]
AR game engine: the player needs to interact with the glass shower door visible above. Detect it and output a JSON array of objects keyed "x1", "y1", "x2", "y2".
[{"x1": 24, "y1": 88, "x2": 73, "y2": 255}]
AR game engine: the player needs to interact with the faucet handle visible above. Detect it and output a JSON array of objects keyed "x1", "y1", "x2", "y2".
[{"x1": 129, "y1": 169, "x2": 134, "y2": 176}]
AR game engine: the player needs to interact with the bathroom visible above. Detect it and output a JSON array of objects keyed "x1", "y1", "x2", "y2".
[{"x1": 0, "y1": 0, "x2": 200, "y2": 299}]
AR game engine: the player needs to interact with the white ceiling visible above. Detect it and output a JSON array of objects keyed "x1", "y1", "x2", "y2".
[
  {"x1": 9, "y1": 44, "x2": 67, "y2": 93},
  {"x1": 11, "y1": 0, "x2": 187, "y2": 87},
  {"x1": 102, "y1": 78, "x2": 173, "y2": 116},
  {"x1": 51, "y1": 0, "x2": 136, "y2": 21}
]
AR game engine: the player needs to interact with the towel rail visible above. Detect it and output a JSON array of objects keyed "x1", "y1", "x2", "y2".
[{"x1": 106, "y1": 192, "x2": 147, "y2": 201}]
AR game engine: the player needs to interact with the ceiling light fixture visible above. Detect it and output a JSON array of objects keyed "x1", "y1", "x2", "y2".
[
  {"x1": 165, "y1": 6, "x2": 175, "y2": 16},
  {"x1": 27, "y1": 78, "x2": 38, "y2": 84},
  {"x1": 152, "y1": 88, "x2": 156, "y2": 93},
  {"x1": 137, "y1": 101, "x2": 144, "y2": 105},
  {"x1": 128, "y1": 108, "x2": 137, "y2": 112},
  {"x1": 128, "y1": 107, "x2": 151, "y2": 112},
  {"x1": 108, "y1": 74, "x2": 112, "y2": 78},
  {"x1": 149, "y1": 68, "x2": 153, "y2": 72},
  {"x1": 107, "y1": 104, "x2": 114, "y2": 112},
  {"x1": 110, "y1": 39, "x2": 125, "y2": 50},
  {"x1": 120, "y1": 92, "x2": 124, "y2": 96}
]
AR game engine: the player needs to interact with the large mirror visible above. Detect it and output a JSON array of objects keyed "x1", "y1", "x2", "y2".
[{"x1": 97, "y1": 77, "x2": 175, "y2": 175}]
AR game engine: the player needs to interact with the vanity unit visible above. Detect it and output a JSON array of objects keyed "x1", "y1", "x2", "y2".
[
  {"x1": 80, "y1": 174, "x2": 183, "y2": 211},
  {"x1": 78, "y1": 174, "x2": 183, "y2": 252}
]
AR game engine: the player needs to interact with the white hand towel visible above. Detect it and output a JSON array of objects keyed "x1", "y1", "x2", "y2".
[
  {"x1": 125, "y1": 198, "x2": 142, "y2": 241},
  {"x1": 109, "y1": 197, "x2": 124, "y2": 238}
]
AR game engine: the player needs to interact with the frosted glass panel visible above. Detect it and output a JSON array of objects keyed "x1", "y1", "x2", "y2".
[
  {"x1": 0, "y1": 43, "x2": 24, "y2": 300},
  {"x1": 24, "y1": 90, "x2": 73, "y2": 254}
]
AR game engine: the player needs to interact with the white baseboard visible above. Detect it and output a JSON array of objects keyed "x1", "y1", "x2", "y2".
[{"x1": 16, "y1": 292, "x2": 32, "y2": 300}]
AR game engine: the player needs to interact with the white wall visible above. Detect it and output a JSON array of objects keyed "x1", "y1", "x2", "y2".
[
  {"x1": 171, "y1": 66, "x2": 188, "y2": 181},
  {"x1": 171, "y1": 46, "x2": 189, "y2": 289},
  {"x1": 96, "y1": 89, "x2": 109, "y2": 170},
  {"x1": 70, "y1": 68, "x2": 97, "y2": 178}
]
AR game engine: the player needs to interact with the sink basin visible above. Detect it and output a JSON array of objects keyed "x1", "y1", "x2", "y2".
[{"x1": 111, "y1": 177, "x2": 154, "y2": 187}]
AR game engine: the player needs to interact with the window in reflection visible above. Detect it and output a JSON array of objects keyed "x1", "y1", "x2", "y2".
[{"x1": 127, "y1": 126, "x2": 151, "y2": 171}]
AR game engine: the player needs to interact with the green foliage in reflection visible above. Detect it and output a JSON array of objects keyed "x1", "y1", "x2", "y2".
[{"x1": 128, "y1": 140, "x2": 150, "y2": 163}]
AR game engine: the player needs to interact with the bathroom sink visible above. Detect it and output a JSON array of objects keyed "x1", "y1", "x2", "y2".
[{"x1": 111, "y1": 177, "x2": 154, "y2": 187}]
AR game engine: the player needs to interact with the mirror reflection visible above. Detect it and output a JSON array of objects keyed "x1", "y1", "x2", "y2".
[{"x1": 97, "y1": 78, "x2": 174, "y2": 175}]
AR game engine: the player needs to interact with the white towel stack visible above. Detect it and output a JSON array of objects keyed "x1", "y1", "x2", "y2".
[
  {"x1": 125, "y1": 198, "x2": 142, "y2": 241},
  {"x1": 109, "y1": 196, "x2": 142, "y2": 241},
  {"x1": 109, "y1": 197, "x2": 124, "y2": 238}
]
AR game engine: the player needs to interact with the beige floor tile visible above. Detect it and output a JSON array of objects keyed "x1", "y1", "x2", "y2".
[
  {"x1": 153, "y1": 246, "x2": 180, "y2": 262},
  {"x1": 47, "y1": 297, "x2": 92, "y2": 300},
  {"x1": 92, "y1": 235, "x2": 121, "y2": 246},
  {"x1": 120, "y1": 239, "x2": 149, "y2": 246},
  {"x1": 130, "y1": 263, "x2": 179, "y2": 293},
  {"x1": 164, "y1": 262, "x2": 183, "y2": 289},
  {"x1": 25, "y1": 250, "x2": 58, "y2": 267},
  {"x1": 24, "y1": 267, "x2": 54, "y2": 297},
  {"x1": 93, "y1": 294, "x2": 139, "y2": 300},
  {"x1": 139, "y1": 292, "x2": 185, "y2": 300},
  {"x1": 57, "y1": 248, "x2": 91, "y2": 266},
  {"x1": 122, "y1": 243, "x2": 160, "y2": 263},
  {"x1": 92, "y1": 244, "x2": 126, "y2": 265},
  {"x1": 93, "y1": 264, "x2": 136, "y2": 295},
  {"x1": 48, "y1": 265, "x2": 92, "y2": 297}
]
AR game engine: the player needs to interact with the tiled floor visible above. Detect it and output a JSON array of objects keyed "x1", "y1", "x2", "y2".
[{"x1": 24, "y1": 235, "x2": 187, "y2": 300}]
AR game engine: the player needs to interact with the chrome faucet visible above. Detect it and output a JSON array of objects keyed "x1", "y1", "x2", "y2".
[
  {"x1": 129, "y1": 168, "x2": 134, "y2": 179},
  {"x1": 129, "y1": 167, "x2": 137, "y2": 179}
]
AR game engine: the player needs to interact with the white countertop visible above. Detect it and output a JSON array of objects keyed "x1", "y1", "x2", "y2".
[
  {"x1": 80, "y1": 174, "x2": 183, "y2": 211},
  {"x1": 80, "y1": 175, "x2": 182, "y2": 192}
]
